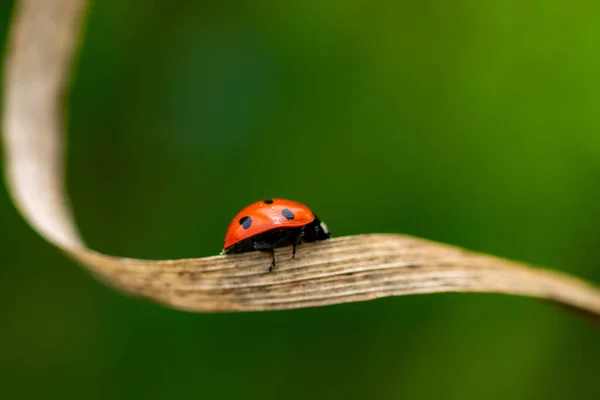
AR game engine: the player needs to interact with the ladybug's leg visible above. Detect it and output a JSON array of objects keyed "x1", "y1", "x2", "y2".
[
  {"x1": 257, "y1": 249, "x2": 275, "y2": 272},
  {"x1": 292, "y1": 230, "x2": 305, "y2": 259},
  {"x1": 253, "y1": 241, "x2": 276, "y2": 272},
  {"x1": 268, "y1": 250, "x2": 275, "y2": 272}
]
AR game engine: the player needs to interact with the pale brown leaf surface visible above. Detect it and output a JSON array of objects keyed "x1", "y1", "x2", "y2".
[{"x1": 3, "y1": 0, "x2": 600, "y2": 315}]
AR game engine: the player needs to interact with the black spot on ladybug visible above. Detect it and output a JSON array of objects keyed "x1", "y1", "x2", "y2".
[
  {"x1": 282, "y1": 209, "x2": 295, "y2": 220},
  {"x1": 239, "y1": 216, "x2": 252, "y2": 229},
  {"x1": 263, "y1": 199, "x2": 274, "y2": 204}
]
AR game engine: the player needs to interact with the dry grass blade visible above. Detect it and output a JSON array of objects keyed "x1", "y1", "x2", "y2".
[{"x1": 3, "y1": 0, "x2": 600, "y2": 315}]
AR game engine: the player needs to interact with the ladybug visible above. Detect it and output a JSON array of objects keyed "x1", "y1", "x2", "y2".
[{"x1": 221, "y1": 198, "x2": 331, "y2": 271}]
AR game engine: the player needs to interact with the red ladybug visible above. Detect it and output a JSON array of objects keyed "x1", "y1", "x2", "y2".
[{"x1": 221, "y1": 199, "x2": 331, "y2": 271}]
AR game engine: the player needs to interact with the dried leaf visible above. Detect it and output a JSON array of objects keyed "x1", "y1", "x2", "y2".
[{"x1": 3, "y1": 0, "x2": 600, "y2": 316}]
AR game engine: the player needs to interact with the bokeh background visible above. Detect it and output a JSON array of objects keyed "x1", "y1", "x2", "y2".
[{"x1": 1, "y1": 1, "x2": 600, "y2": 399}]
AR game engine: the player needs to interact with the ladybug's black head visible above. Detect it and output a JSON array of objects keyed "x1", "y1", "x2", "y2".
[
  {"x1": 317, "y1": 219, "x2": 331, "y2": 239},
  {"x1": 303, "y1": 216, "x2": 331, "y2": 242}
]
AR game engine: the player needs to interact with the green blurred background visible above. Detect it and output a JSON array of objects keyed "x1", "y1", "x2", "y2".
[{"x1": 1, "y1": 0, "x2": 599, "y2": 399}]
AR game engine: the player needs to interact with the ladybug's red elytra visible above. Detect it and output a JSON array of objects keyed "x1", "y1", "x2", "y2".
[{"x1": 221, "y1": 198, "x2": 331, "y2": 271}]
